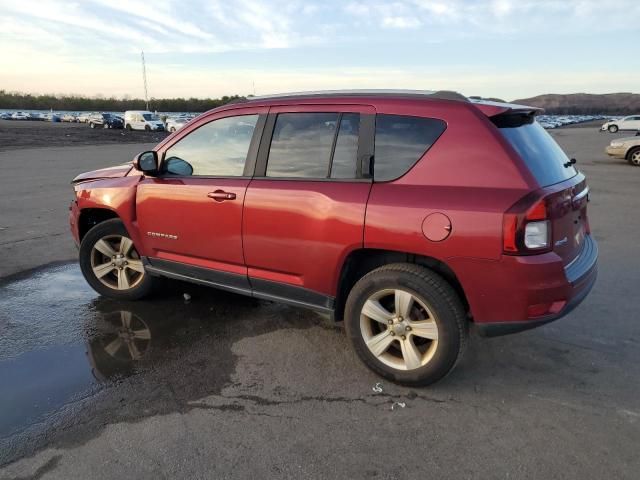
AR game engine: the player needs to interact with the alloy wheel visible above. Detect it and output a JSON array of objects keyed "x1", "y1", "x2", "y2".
[
  {"x1": 631, "y1": 150, "x2": 640, "y2": 166},
  {"x1": 360, "y1": 288, "x2": 439, "y2": 371},
  {"x1": 90, "y1": 234, "x2": 145, "y2": 290}
]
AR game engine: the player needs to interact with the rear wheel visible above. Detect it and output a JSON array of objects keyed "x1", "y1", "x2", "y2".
[
  {"x1": 126, "y1": 124, "x2": 132, "y2": 131},
  {"x1": 344, "y1": 263, "x2": 467, "y2": 386},
  {"x1": 145, "y1": 125, "x2": 151, "y2": 132},
  {"x1": 170, "y1": 126, "x2": 176, "y2": 132},
  {"x1": 628, "y1": 147, "x2": 640, "y2": 166},
  {"x1": 608, "y1": 125, "x2": 619, "y2": 133},
  {"x1": 79, "y1": 219, "x2": 154, "y2": 300}
]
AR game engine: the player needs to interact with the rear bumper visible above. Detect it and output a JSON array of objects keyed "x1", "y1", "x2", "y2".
[{"x1": 475, "y1": 235, "x2": 598, "y2": 337}]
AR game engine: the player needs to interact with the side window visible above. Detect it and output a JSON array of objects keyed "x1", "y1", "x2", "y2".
[
  {"x1": 266, "y1": 112, "x2": 361, "y2": 179},
  {"x1": 267, "y1": 113, "x2": 337, "y2": 178},
  {"x1": 164, "y1": 115, "x2": 258, "y2": 176},
  {"x1": 374, "y1": 114, "x2": 446, "y2": 181},
  {"x1": 330, "y1": 113, "x2": 360, "y2": 179}
]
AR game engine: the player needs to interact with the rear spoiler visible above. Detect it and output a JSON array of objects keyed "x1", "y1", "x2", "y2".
[{"x1": 471, "y1": 100, "x2": 544, "y2": 128}]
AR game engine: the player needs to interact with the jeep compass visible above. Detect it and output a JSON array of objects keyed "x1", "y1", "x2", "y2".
[{"x1": 69, "y1": 90, "x2": 598, "y2": 385}]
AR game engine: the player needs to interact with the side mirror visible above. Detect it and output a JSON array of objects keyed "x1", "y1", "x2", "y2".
[{"x1": 133, "y1": 151, "x2": 158, "y2": 175}]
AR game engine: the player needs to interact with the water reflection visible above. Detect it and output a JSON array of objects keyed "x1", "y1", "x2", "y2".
[{"x1": 87, "y1": 310, "x2": 152, "y2": 381}]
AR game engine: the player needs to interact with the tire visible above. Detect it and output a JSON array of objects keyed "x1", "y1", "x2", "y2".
[
  {"x1": 79, "y1": 218, "x2": 154, "y2": 301},
  {"x1": 90, "y1": 122, "x2": 95, "y2": 129},
  {"x1": 608, "y1": 125, "x2": 619, "y2": 133},
  {"x1": 344, "y1": 263, "x2": 467, "y2": 386},
  {"x1": 145, "y1": 125, "x2": 151, "y2": 132},
  {"x1": 170, "y1": 127, "x2": 176, "y2": 132},
  {"x1": 126, "y1": 124, "x2": 132, "y2": 131},
  {"x1": 627, "y1": 147, "x2": 640, "y2": 166}
]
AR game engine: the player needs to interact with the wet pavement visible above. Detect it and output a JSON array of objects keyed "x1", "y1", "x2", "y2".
[
  {"x1": 1, "y1": 257, "x2": 640, "y2": 477},
  {"x1": 0, "y1": 263, "x2": 332, "y2": 465}
]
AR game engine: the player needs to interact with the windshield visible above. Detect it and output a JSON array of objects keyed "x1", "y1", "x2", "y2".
[
  {"x1": 102, "y1": 113, "x2": 112, "y2": 119},
  {"x1": 143, "y1": 113, "x2": 159, "y2": 121},
  {"x1": 499, "y1": 121, "x2": 577, "y2": 186}
]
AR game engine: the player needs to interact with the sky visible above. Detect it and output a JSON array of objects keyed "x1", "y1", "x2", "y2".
[{"x1": 0, "y1": 0, "x2": 638, "y2": 101}]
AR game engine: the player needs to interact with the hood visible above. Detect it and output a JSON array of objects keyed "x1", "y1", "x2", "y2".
[
  {"x1": 611, "y1": 136, "x2": 640, "y2": 146},
  {"x1": 72, "y1": 163, "x2": 132, "y2": 184}
]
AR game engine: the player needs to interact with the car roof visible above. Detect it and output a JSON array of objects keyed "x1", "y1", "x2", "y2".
[{"x1": 211, "y1": 89, "x2": 542, "y2": 118}]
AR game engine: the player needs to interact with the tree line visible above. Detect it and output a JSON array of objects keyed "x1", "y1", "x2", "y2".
[{"x1": 0, "y1": 90, "x2": 244, "y2": 112}]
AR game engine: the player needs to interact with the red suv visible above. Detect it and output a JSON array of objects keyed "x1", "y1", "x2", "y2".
[{"x1": 69, "y1": 91, "x2": 597, "y2": 385}]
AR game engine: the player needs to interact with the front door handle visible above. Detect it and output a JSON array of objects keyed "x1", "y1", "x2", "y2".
[{"x1": 207, "y1": 190, "x2": 236, "y2": 202}]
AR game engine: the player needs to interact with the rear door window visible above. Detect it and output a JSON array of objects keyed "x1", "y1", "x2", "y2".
[
  {"x1": 266, "y1": 112, "x2": 361, "y2": 179},
  {"x1": 499, "y1": 121, "x2": 577, "y2": 186},
  {"x1": 374, "y1": 114, "x2": 446, "y2": 181}
]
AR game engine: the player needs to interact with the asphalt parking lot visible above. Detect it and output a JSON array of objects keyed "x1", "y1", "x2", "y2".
[{"x1": 0, "y1": 122, "x2": 639, "y2": 479}]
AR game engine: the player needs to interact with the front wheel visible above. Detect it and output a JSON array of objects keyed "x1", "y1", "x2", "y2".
[
  {"x1": 608, "y1": 125, "x2": 619, "y2": 133},
  {"x1": 144, "y1": 125, "x2": 150, "y2": 132},
  {"x1": 90, "y1": 122, "x2": 96, "y2": 129},
  {"x1": 126, "y1": 124, "x2": 132, "y2": 131},
  {"x1": 628, "y1": 147, "x2": 640, "y2": 166},
  {"x1": 344, "y1": 264, "x2": 467, "y2": 386},
  {"x1": 79, "y1": 219, "x2": 155, "y2": 300}
]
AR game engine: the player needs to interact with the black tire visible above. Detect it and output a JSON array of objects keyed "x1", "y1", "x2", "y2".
[
  {"x1": 170, "y1": 127, "x2": 176, "y2": 132},
  {"x1": 145, "y1": 125, "x2": 151, "y2": 132},
  {"x1": 344, "y1": 263, "x2": 467, "y2": 386},
  {"x1": 79, "y1": 219, "x2": 155, "y2": 301},
  {"x1": 126, "y1": 124, "x2": 132, "y2": 131},
  {"x1": 608, "y1": 124, "x2": 619, "y2": 133},
  {"x1": 627, "y1": 147, "x2": 640, "y2": 166}
]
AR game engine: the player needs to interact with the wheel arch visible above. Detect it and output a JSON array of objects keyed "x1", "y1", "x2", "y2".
[
  {"x1": 78, "y1": 208, "x2": 120, "y2": 242},
  {"x1": 625, "y1": 145, "x2": 640, "y2": 160},
  {"x1": 334, "y1": 248, "x2": 470, "y2": 322}
]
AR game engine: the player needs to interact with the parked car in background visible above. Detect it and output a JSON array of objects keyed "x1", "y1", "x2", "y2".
[
  {"x1": 88, "y1": 113, "x2": 124, "y2": 129},
  {"x1": 124, "y1": 111, "x2": 165, "y2": 131},
  {"x1": 11, "y1": 111, "x2": 29, "y2": 120},
  {"x1": 165, "y1": 116, "x2": 189, "y2": 132},
  {"x1": 606, "y1": 136, "x2": 640, "y2": 166},
  {"x1": 601, "y1": 116, "x2": 640, "y2": 133},
  {"x1": 61, "y1": 113, "x2": 78, "y2": 122},
  {"x1": 1, "y1": 112, "x2": 12, "y2": 120},
  {"x1": 77, "y1": 113, "x2": 91, "y2": 123},
  {"x1": 69, "y1": 90, "x2": 597, "y2": 386}
]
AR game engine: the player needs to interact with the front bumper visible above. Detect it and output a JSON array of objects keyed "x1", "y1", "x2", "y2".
[
  {"x1": 605, "y1": 145, "x2": 626, "y2": 158},
  {"x1": 475, "y1": 235, "x2": 598, "y2": 337}
]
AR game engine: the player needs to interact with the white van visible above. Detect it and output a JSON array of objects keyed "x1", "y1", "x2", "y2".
[{"x1": 124, "y1": 111, "x2": 165, "y2": 131}]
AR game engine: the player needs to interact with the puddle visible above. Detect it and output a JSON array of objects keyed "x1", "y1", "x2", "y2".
[{"x1": 0, "y1": 263, "x2": 325, "y2": 460}]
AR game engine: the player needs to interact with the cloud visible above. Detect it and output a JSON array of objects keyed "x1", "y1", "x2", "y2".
[{"x1": 382, "y1": 16, "x2": 421, "y2": 29}]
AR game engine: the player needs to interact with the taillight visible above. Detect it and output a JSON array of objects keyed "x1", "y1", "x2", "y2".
[{"x1": 503, "y1": 196, "x2": 551, "y2": 255}]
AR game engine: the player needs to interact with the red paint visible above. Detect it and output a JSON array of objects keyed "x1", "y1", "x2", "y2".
[{"x1": 69, "y1": 93, "x2": 596, "y2": 328}]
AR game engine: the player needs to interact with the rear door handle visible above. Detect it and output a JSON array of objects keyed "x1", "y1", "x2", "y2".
[{"x1": 207, "y1": 190, "x2": 236, "y2": 201}]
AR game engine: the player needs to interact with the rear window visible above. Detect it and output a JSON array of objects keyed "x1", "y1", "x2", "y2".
[
  {"x1": 499, "y1": 121, "x2": 577, "y2": 186},
  {"x1": 374, "y1": 114, "x2": 446, "y2": 181}
]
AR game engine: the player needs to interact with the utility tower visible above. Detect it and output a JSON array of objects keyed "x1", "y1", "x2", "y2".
[{"x1": 141, "y1": 50, "x2": 149, "y2": 111}]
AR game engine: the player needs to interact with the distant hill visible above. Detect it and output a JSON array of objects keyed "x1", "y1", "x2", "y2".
[{"x1": 511, "y1": 93, "x2": 640, "y2": 115}]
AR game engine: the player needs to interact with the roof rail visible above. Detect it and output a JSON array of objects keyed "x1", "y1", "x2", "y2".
[{"x1": 245, "y1": 89, "x2": 469, "y2": 103}]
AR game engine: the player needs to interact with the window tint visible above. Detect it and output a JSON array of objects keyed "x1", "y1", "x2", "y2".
[
  {"x1": 267, "y1": 113, "x2": 338, "y2": 178},
  {"x1": 164, "y1": 115, "x2": 258, "y2": 176},
  {"x1": 330, "y1": 113, "x2": 360, "y2": 179},
  {"x1": 374, "y1": 114, "x2": 446, "y2": 181},
  {"x1": 499, "y1": 121, "x2": 576, "y2": 187}
]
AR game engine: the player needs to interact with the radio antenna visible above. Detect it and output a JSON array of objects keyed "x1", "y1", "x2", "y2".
[{"x1": 141, "y1": 50, "x2": 149, "y2": 110}]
